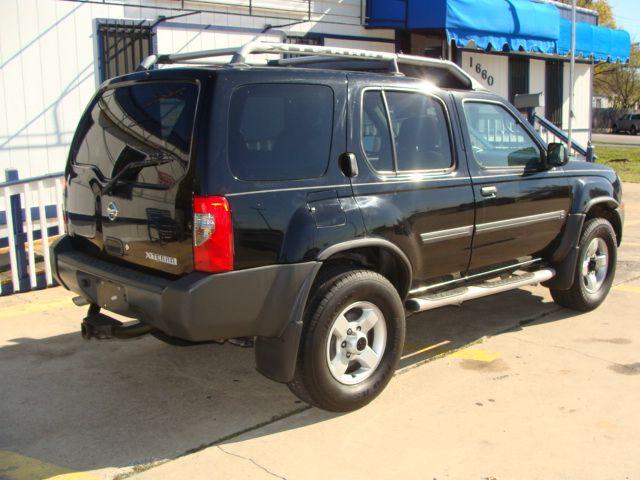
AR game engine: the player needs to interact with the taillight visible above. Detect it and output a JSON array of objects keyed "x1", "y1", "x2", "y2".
[{"x1": 193, "y1": 195, "x2": 233, "y2": 273}]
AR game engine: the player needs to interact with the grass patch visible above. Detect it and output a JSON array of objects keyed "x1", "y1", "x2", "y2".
[{"x1": 594, "y1": 146, "x2": 640, "y2": 183}]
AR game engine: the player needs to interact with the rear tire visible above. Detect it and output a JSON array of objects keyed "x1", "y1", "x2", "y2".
[
  {"x1": 288, "y1": 269, "x2": 405, "y2": 412},
  {"x1": 550, "y1": 218, "x2": 617, "y2": 312},
  {"x1": 631, "y1": 125, "x2": 638, "y2": 136},
  {"x1": 612, "y1": 124, "x2": 618, "y2": 134}
]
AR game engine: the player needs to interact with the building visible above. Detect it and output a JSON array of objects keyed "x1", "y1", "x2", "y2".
[
  {"x1": 0, "y1": 0, "x2": 631, "y2": 183},
  {"x1": 367, "y1": 0, "x2": 630, "y2": 147}
]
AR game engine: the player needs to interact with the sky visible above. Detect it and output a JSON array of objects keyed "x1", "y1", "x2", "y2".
[{"x1": 609, "y1": 0, "x2": 640, "y2": 42}]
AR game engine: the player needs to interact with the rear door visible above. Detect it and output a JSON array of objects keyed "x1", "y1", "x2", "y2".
[
  {"x1": 66, "y1": 80, "x2": 200, "y2": 275},
  {"x1": 347, "y1": 76, "x2": 476, "y2": 286},
  {"x1": 456, "y1": 95, "x2": 571, "y2": 272}
]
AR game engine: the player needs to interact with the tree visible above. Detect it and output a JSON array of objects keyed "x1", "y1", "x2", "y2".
[
  {"x1": 557, "y1": 0, "x2": 616, "y2": 28},
  {"x1": 560, "y1": 0, "x2": 639, "y2": 109},
  {"x1": 594, "y1": 44, "x2": 640, "y2": 109}
]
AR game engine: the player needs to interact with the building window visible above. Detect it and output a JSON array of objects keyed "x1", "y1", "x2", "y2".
[
  {"x1": 98, "y1": 21, "x2": 153, "y2": 82},
  {"x1": 283, "y1": 36, "x2": 324, "y2": 59},
  {"x1": 508, "y1": 56, "x2": 530, "y2": 104},
  {"x1": 286, "y1": 36, "x2": 324, "y2": 46},
  {"x1": 545, "y1": 60, "x2": 564, "y2": 128}
]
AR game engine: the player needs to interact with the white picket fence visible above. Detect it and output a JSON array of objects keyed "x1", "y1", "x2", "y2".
[{"x1": 0, "y1": 172, "x2": 65, "y2": 295}]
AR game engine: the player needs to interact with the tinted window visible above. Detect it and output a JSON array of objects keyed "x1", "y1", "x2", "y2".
[
  {"x1": 385, "y1": 91, "x2": 453, "y2": 171},
  {"x1": 228, "y1": 84, "x2": 333, "y2": 181},
  {"x1": 73, "y1": 82, "x2": 198, "y2": 184},
  {"x1": 463, "y1": 102, "x2": 541, "y2": 169},
  {"x1": 361, "y1": 91, "x2": 394, "y2": 172}
]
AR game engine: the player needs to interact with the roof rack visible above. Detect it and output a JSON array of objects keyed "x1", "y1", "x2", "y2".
[{"x1": 137, "y1": 41, "x2": 481, "y2": 90}]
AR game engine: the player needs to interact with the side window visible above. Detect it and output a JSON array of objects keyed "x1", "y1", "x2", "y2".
[
  {"x1": 228, "y1": 83, "x2": 334, "y2": 181},
  {"x1": 361, "y1": 91, "x2": 394, "y2": 172},
  {"x1": 385, "y1": 91, "x2": 453, "y2": 171},
  {"x1": 463, "y1": 102, "x2": 541, "y2": 169}
]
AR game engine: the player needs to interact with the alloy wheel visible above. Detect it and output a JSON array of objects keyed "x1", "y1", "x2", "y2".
[
  {"x1": 582, "y1": 237, "x2": 609, "y2": 294},
  {"x1": 325, "y1": 301, "x2": 387, "y2": 385}
]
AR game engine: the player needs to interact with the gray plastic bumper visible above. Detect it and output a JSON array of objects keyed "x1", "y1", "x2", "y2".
[{"x1": 51, "y1": 236, "x2": 320, "y2": 342}]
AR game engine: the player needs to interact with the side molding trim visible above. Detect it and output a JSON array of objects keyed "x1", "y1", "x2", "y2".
[
  {"x1": 421, "y1": 225, "x2": 473, "y2": 244},
  {"x1": 476, "y1": 210, "x2": 566, "y2": 234}
]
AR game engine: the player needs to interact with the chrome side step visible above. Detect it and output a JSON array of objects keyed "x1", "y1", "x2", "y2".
[{"x1": 405, "y1": 268, "x2": 555, "y2": 313}]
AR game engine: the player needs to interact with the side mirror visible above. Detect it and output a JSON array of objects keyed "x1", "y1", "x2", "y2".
[
  {"x1": 546, "y1": 142, "x2": 569, "y2": 167},
  {"x1": 339, "y1": 152, "x2": 359, "y2": 178}
]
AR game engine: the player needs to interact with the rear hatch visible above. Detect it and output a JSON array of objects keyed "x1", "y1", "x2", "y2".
[{"x1": 65, "y1": 80, "x2": 199, "y2": 275}]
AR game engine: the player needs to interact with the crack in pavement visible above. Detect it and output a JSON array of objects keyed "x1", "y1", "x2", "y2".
[
  {"x1": 614, "y1": 272, "x2": 640, "y2": 286},
  {"x1": 217, "y1": 445, "x2": 287, "y2": 480},
  {"x1": 508, "y1": 334, "x2": 631, "y2": 368}
]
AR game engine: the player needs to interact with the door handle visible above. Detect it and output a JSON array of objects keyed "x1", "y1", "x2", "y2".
[{"x1": 481, "y1": 186, "x2": 498, "y2": 198}]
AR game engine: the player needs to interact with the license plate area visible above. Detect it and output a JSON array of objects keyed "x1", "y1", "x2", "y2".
[
  {"x1": 77, "y1": 272, "x2": 130, "y2": 313},
  {"x1": 96, "y1": 280, "x2": 129, "y2": 312}
]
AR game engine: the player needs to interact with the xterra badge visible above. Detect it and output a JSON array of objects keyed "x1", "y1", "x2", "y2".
[{"x1": 145, "y1": 251, "x2": 178, "y2": 266}]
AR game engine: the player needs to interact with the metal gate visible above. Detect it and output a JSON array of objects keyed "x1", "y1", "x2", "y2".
[
  {"x1": 509, "y1": 56, "x2": 530, "y2": 104},
  {"x1": 545, "y1": 60, "x2": 564, "y2": 128},
  {"x1": 97, "y1": 20, "x2": 153, "y2": 82}
]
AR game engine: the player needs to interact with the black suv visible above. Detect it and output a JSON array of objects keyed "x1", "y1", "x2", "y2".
[{"x1": 52, "y1": 43, "x2": 624, "y2": 412}]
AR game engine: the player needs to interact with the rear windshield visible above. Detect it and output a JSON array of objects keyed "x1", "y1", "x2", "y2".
[
  {"x1": 228, "y1": 83, "x2": 334, "y2": 181},
  {"x1": 71, "y1": 82, "x2": 198, "y2": 183}
]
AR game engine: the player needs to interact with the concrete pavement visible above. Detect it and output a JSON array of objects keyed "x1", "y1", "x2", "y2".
[
  {"x1": 1, "y1": 184, "x2": 639, "y2": 480},
  {"x1": 593, "y1": 132, "x2": 640, "y2": 147}
]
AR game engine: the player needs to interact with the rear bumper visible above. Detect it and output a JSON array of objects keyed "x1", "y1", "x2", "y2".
[{"x1": 51, "y1": 236, "x2": 320, "y2": 342}]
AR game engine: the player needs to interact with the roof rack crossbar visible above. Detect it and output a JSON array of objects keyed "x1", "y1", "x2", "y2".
[{"x1": 137, "y1": 41, "x2": 478, "y2": 89}]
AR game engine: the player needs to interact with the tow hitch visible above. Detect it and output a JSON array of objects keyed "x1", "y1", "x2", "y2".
[{"x1": 81, "y1": 304, "x2": 153, "y2": 340}]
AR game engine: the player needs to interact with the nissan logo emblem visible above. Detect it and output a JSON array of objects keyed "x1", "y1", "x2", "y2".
[{"x1": 106, "y1": 202, "x2": 118, "y2": 222}]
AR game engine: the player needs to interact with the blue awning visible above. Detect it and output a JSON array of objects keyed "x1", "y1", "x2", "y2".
[
  {"x1": 409, "y1": 0, "x2": 560, "y2": 54},
  {"x1": 366, "y1": 0, "x2": 631, "y2": 63},
  {"x1": 558, "y1": 18, "x2": 631, "y2": 62}
]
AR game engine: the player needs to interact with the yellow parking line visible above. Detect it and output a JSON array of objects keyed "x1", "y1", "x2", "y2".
[
  {"x1": 47, "y1": 474, "x2": 99, "y2": 480},
  {"x1": 0, "y1": 298, "x2": 75, "y2": 320},
  {"x1": 450, "y1": 348, "x2": 501, "y2": 362},
  {"x1": 614, "y1": 285, "x2": 640, "y2": 294},
  {"x1": 0, "y1": 451, "x2": 97, "y2": 480},
  {"x1": 401, "y1": 340, "x2": 451, "y2": 360}
]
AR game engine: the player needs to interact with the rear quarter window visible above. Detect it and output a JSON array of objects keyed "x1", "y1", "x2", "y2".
[{"x1": 228, "y1": 83, "x2": 334, "y2": 181}]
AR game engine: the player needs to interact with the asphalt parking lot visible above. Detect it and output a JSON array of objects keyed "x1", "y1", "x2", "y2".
[
  {"x1": 1, "y1": 185, "x2": 639, "y2": 480},
  {"x1": 593, "y1": 132, "x2": 640, "y2": 148}
]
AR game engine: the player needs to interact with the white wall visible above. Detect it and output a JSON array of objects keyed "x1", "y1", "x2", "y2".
[
  {"x1": 0, "y1": 0, "x2": 394, "y2": 183},
  {"x1": 530, "y1": 59, "x2": 546, "y2": 117},
  {"x1": 563, "y1": 62, "x2": 592, "y2": 146},
  {"x1": 459, "y1": 50, "x2": 592, "y2": 146},
  {"x1": 461, "y1": 51, "x2": 509, "y2": 99},
  {"x1": 323, "y1": 37, "x2": 396, "y2": 52}
]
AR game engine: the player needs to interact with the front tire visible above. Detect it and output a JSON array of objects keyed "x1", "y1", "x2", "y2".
[
  {"x1": 288, "y1": 269, "x2": 405, "y2": 412},
  {"x1": 550, "y1": 218, "x2": 617, "y2": 311}
]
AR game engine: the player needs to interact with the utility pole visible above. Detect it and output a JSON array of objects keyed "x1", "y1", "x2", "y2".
[{"x1": 568, "y1": 0, "x2": 577, "y2": 157}]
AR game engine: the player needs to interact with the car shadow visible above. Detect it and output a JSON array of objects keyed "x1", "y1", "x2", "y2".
[{"x1": 0, "y1": 287, "x2": 576, "y2": 475}]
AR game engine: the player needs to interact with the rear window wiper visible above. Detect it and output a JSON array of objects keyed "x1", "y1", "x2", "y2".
[{"x1": 101, "y1": 157, "x2": 173, "y2": 195}]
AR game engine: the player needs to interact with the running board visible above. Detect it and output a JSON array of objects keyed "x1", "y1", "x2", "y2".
[{"x1": 405, "y1": 268, "x2": 555, "y2": 313}]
